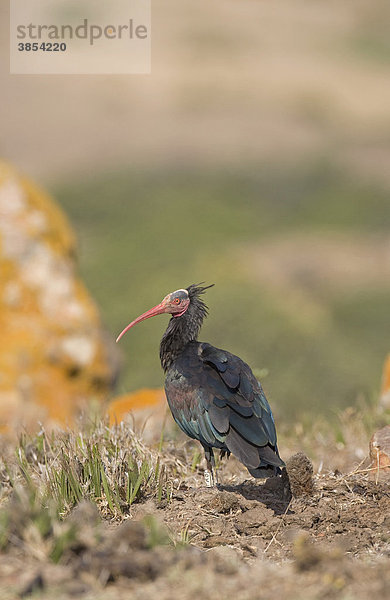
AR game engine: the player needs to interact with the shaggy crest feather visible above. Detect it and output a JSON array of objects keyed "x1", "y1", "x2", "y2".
[{"x1": 159, "y1": 283, "x2": 214, "y2": 371}]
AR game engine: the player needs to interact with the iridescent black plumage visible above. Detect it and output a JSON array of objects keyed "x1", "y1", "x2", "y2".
[{"x1": 161, "y1": 284, "x2": 284, "y2": 479}]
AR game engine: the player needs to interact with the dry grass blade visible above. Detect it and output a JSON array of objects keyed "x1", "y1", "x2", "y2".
[
  {"x1": 1, "y1": 421, "x2": 189, "y2": 522},
  {"x1": 264, "y1": 499, "x2": 293, "y2": 554}
]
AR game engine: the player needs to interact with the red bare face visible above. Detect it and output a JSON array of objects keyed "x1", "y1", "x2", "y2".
[
  {"x1": 164, "y1": 289, "x2": 190, "y2": 317},
  {"x1": 116, "y1": 288, "x2": 190, "y2": 343}
]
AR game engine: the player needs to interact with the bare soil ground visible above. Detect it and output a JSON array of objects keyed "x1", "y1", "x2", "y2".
[{"x1": 1, "y1": 439, "x2": 389, "y2": 600}]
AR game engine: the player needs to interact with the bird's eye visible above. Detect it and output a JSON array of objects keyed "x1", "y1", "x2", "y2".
[{"x1": 173, "y1": 298, "x2": 181, "y2": 304}]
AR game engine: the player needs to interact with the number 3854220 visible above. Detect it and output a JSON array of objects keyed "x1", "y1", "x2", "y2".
[{"x1": 18, "y1": 42, "x2": 67, "y2": 51}]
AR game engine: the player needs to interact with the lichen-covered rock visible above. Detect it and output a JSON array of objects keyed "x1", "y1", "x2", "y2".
[
  {"x1": 0, "y1": 161, "x2": 112, "y2": 432},
  {"x1": 380, "y1": 355, "x2": 390, "y2": 411},
  {"x1": 369, "y1": 425, "x2": 390, "y2": 479},
  {"x1": 107, "y1": 389, "x2": 166, "y2": 442}
]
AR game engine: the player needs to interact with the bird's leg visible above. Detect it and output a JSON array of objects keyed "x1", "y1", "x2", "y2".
[
  {"x1": 203, "y1": 446, "x2": 217, "y2": 487},
  {"x1": 204, "y1": 467, "x2": 213, "y2": 487},
  {"x1": 210, "y1": 450, "x2": 219, "y2": 485},
  {"x1": 220, "y1": 448, "x2": 231, "y2": 461}
]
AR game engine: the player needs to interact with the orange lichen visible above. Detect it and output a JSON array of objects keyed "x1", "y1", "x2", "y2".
[
  {"x1": 107, "y1": 389, "x2": 165, "y2": 426},
  {"x1": 381, "y1": 355, "x2": 390, "y2": 396},
  {"x1": 0, "y1": 161, "x2": 113, "y2": 434}
]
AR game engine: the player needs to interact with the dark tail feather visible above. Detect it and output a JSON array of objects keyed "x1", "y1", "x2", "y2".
[
  {"x1": 225, "y1": 426, "x2": 261, "y2": 469},
  {"x1": 257, "y1": 444, "x2": 285, "y2": 468},
  {"x1": 247, "y1": 464, "x2": 282, "y2": 478}
]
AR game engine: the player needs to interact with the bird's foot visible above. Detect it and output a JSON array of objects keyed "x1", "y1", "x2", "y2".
[{"x1": 204, "y1": 469, "x2": 214, "y2": 487}]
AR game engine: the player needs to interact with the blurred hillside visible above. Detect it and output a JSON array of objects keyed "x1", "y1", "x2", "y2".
[
  {"x1": 1, "y1": 1, "x2": 390, "y2": 417},
  {"x1": 2, "y1": 1, "x2": 390, "y2": 183},
  {"x1": 55, "y1": 165, "x2": 390, "y2": 416}
]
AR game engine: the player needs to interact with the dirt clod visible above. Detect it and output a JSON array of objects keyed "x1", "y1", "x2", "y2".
[
  {"x1": 208, "y1": 490, "x2": 241, "y2": 514},
  {"x1": 285, "y1": 452, "x2": 315, "y2": 497},
  {"x1": 293, "y1": 533, "x2": 322, "y2": 571},
  {"x1": 108, "y1": 520, "x2": 148, "y2": 551},
  {"x1": 207, "y1": 546, "x2": 241, "y2": 575}
]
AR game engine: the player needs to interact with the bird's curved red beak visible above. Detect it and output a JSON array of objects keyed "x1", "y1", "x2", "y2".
[{"x1": 116, "y1": 302, "x2": 167, "y2": 343}]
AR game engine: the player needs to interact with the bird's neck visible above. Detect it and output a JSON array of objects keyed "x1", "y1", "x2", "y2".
[{"x1": 159, "y1": 304, "x2": 204, "y2": 372}]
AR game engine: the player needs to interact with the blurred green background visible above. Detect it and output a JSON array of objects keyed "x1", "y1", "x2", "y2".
[
  {"x1": 2, "y1": 0, "x2": 390, "y2": 417},
  {"x1": 55, "y1": 162, "x2": 390, "y2": 417}
]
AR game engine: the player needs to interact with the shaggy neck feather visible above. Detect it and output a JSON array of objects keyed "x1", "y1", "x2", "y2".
[{"x1": 159, "y1": 298, "x2": 207, "y2": 371}]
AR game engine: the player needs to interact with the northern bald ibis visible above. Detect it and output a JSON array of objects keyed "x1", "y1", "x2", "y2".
[{"x1": 116, "y1": 284, "x2": 284, "y2": 486}]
